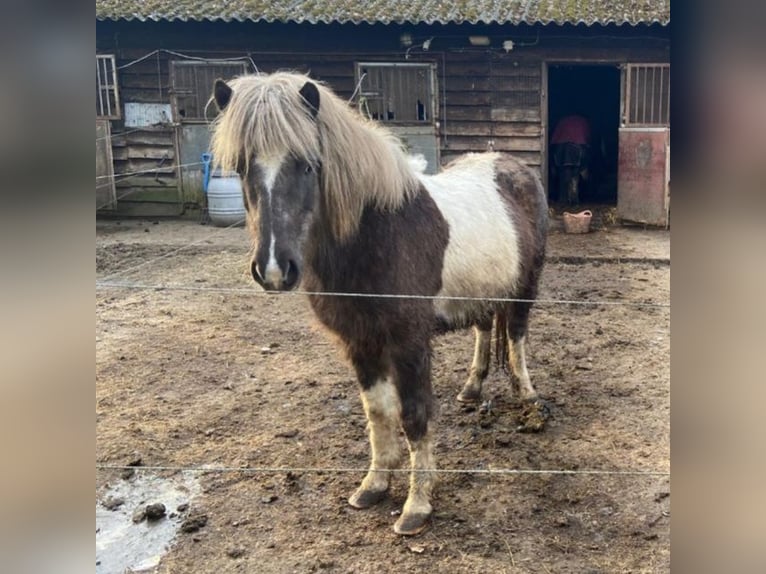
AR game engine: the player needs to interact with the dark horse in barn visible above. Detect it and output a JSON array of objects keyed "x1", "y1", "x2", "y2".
[
  {"x1": 550, "y1": 114, "x2": 593, "y2": 205},
  {"x1": 210, "y1": 72, "x2": 548, "y2": 535}
]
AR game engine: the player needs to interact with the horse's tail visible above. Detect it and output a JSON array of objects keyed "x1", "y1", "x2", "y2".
[{"x1": 494, "y1": 307, "x2": 511, "y2": 371}]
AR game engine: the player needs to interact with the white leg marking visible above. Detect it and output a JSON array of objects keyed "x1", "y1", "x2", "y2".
[
  {"x1": 470, "y1": 326, "x2": 491, "y2": 379},
  {"x1": 257, "y1": 154, "x2": 286, "y2": 286},
  {"x1": 458, "y1": 327, "x2": 491, "y2": 401},
  {"x1": 402, "y1": 426, "x2": 435, "y2": 518},
  {"x1": 358, "y1": 379, "x2": 402, "y2": 493},
  {"x1": 509, "y1": 335, "x2": 537, "y2": 400}
]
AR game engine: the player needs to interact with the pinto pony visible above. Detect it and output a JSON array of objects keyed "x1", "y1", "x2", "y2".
[{"x1": 210, "y1": 72, "x2": 548, "y2": 535}]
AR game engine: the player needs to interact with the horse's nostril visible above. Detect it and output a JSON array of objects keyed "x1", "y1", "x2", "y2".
[{"x1": 283, "y1": 259, "x2": 300, "y2": 289}]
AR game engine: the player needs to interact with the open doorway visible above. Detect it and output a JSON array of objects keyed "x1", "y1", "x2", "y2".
[{"x1": 547, "y1": 64, "x2": 621, "y2": 205}]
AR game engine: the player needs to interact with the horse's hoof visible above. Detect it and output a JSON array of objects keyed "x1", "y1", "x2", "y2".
[
  {"x1": 348, "y1": 488, "x2": 388, "y2": 509},
  {"x1": 393, "y1": 512, "x2": 431, "y2": 536},
  {"x1": 457, "y1": 387, "x2": 481, "y2": 403}
]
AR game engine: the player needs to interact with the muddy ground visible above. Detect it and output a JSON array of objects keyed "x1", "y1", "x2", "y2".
[{"x1": 96, "y1": 219, "x2": 670, "y2": 573}]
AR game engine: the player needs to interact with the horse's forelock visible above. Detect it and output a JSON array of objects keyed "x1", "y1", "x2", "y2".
[
  {"x1": 211, "y1": 73, "x2": 322, "y2": 174},
  {"x1": 211, "y1": 72, "x2": 420, "y2": 241}
]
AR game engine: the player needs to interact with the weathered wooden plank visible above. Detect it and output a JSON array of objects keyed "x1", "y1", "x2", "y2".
[
  {"x1": 443, "y1": 136, "x2": 541, "y2": 152},
  {"x1": 492, "y1": 93, "x2": 541, "y2": 108},
  {"x1": 110, "y1": 201, "x2": 183, "y2": 218},
  {"x1": 491, "y1": 107, "x2": 541, "y2": 122},
  {"x1": 490, "y1": 63, "x2": 542, "y2": 78},
  {"x1": 444, "y1": 62, "x2": 491, "y2": 76},
  {"x1": 446, "y1": 83, "x2": 540, "y2": 98},
  {"x1": 444, "y1": 90, "x2": 540, "y2": 110},
  {"x1": 112, "y1": 146, "x2": 176, "y2": 161},
  {"x1": 445, "y1": 93, "x2": 492, "y2": 106},
  {"x1": 114, "y1": 188, "x2": 181, "y2": 203},
  {"x1": 444, "y1": 122, "x2": 542, "y2": 137},
  {"x1": 114, "y1": 159, "x2": 177, "y2": 175},
  {"x1": 114, "y1": 176, "x2": 177, "y2": 189},
  {"x1": 111, "y1": 131, "x2": 176, "y2": 147},
  {"x1": 446, "y1": 106, "x2": 540, "y2": 122},
  {"x1": 441, "y1": 150, "x2": 541, "y2": 166},
  {"x1": 444, "y1": 77, "x2": 493, "y2": 91},
  {"x1": 440, "y1": 64, "x2": 542, "y2": 86},
  {"x1": 446, "y1": 106, "x2": 493, "y2": 121}
]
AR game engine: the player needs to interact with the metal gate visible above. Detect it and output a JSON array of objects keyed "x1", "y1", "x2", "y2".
[{"x1": 618, "y1": 64, "x2": 670, "y2": 226}]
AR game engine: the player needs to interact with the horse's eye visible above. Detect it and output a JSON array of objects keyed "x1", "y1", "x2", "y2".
[{"x1": 304, "y1": 164, "x2": 313, "y2": 175}]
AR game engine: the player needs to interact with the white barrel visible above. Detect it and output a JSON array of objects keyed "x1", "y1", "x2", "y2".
[{"x1": 207, "y1": 170, "x2": 246, "y2": 227}]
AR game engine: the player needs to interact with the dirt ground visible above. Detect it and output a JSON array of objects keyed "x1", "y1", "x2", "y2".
[{"x1": 96, "y1": 217, "x2": 670, "y2": 573}]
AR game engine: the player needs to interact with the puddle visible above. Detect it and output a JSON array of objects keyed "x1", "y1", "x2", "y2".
[{"x1": 96, "y1": 473, "x2": 201, "y2": 574}]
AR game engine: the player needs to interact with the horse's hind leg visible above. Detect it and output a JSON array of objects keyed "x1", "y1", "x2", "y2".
[
  {"x1": 392, "y1": 345, "x2": 436, "y2": 536},
  {"x1": 507, "y1": 303, "x2": 539, "y2": 401},
  {"x1": 457, "y1": 322, "x2": 492, "y2": 403},
  {"x1": 348, "y1": 361, "x2": 402, "y2": 510}
]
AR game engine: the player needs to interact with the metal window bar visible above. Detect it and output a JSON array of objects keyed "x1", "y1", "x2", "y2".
[
  {"x1": 652, "y1": 68, "x2": 657, "y2": 124},
  {"x1": 626, "y1": 64, "x2": 670, "y2": 126},
  {"x1": 658, "y1": 67, "x2": 664, "y2": 124},
  {"x1": 641, "y1": 67, "x2": 648, "y2": 124},
  {"x1": 97, "y1": 55, "x2": 120, "y2": 119}
]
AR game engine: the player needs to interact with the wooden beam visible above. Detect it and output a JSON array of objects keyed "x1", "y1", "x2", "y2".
[
  {"x1": 109, "y1": 201, "x2": 184, "y2": 218},
  {"x1": 114, "y1": 175, "x2": 178, "y2": 189},
  {"x1": 112, "y1": 145, "x2": 176, "y2": 161},
  {"x1": 444, "y1": 122, "x2": 542, "y2": 137},
  {"x1": 115, "y1": 188, "x2": 181, "y2": 203},
  {"x1": 444, "y1": 136, "x2": 541, "y2": 152}
]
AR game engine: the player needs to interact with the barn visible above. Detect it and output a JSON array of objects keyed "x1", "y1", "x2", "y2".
[{"x1": 96, "y1": 1, "x2": 670, "y2": 225}]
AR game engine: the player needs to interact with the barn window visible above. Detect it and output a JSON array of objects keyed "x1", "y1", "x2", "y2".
[
  {"x1": 624, "y1": 64, "x2": 670, "y2": 126},
  {"x1": 354, "y1": 62, "x2": 436, "y2": 123},
  {"x1": 96, "y1": 54, "x2": 120, "y2": 119},
  {"x1": 170, "y1": 61, "x2": 248, "y2": 122}
]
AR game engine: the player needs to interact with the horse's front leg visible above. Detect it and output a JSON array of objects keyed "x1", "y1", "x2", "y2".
[
  {"x1": 348, "y1": 361, "x2": 402, "y2": 509},
  {"x1": 457, "y1": 323, "x2": 492, "y2": 403},
  {"x1": 392, "y1": 346, "x2": 436, "y2": 536}
]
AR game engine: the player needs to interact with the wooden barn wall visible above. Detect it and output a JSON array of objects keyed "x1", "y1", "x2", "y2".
[
  {"x1": 101, "y1": 49, "x2": 181, "y2": 216},
  {"x1": 97, "y1": 20, "x2": 669, "y2": 215}
]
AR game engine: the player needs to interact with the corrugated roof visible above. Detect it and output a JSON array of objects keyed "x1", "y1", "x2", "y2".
[{"x1": 96, "y1": 1, "x2": 670, "y2": 26}]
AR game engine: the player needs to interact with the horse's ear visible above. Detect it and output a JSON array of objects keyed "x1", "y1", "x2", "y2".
[
  {"x1": 214, "y1": 79, "x2": 233, "y2": 111},
  {"x1": 299, "y1": 81, "x2": 320, "y2": 118}
]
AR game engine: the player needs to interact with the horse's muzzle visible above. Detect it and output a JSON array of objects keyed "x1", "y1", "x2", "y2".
[{"x1": 251, "y1": 258, "x2": 300, "y2": 291}]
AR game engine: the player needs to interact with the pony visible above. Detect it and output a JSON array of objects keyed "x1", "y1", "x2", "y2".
[{"x1": 210, "y1": 72, "x2": 548, "y2": 535}]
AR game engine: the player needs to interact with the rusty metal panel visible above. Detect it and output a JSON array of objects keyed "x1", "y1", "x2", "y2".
[
  {"x1": 96, "y1": 120, "x2": 116, "y2": 210},
  {"x1": 617, "y1": 127, "x2": 669, "y2": 226}
]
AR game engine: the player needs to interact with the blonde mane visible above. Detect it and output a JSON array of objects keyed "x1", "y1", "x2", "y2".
[{"x1": 210, "y1": 72, "x2": 421, "y2": 241}]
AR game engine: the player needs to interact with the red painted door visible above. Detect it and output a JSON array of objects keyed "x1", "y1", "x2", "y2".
[{"x1": 617, "y1": 127, "x2": 670, "y2": 226}]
